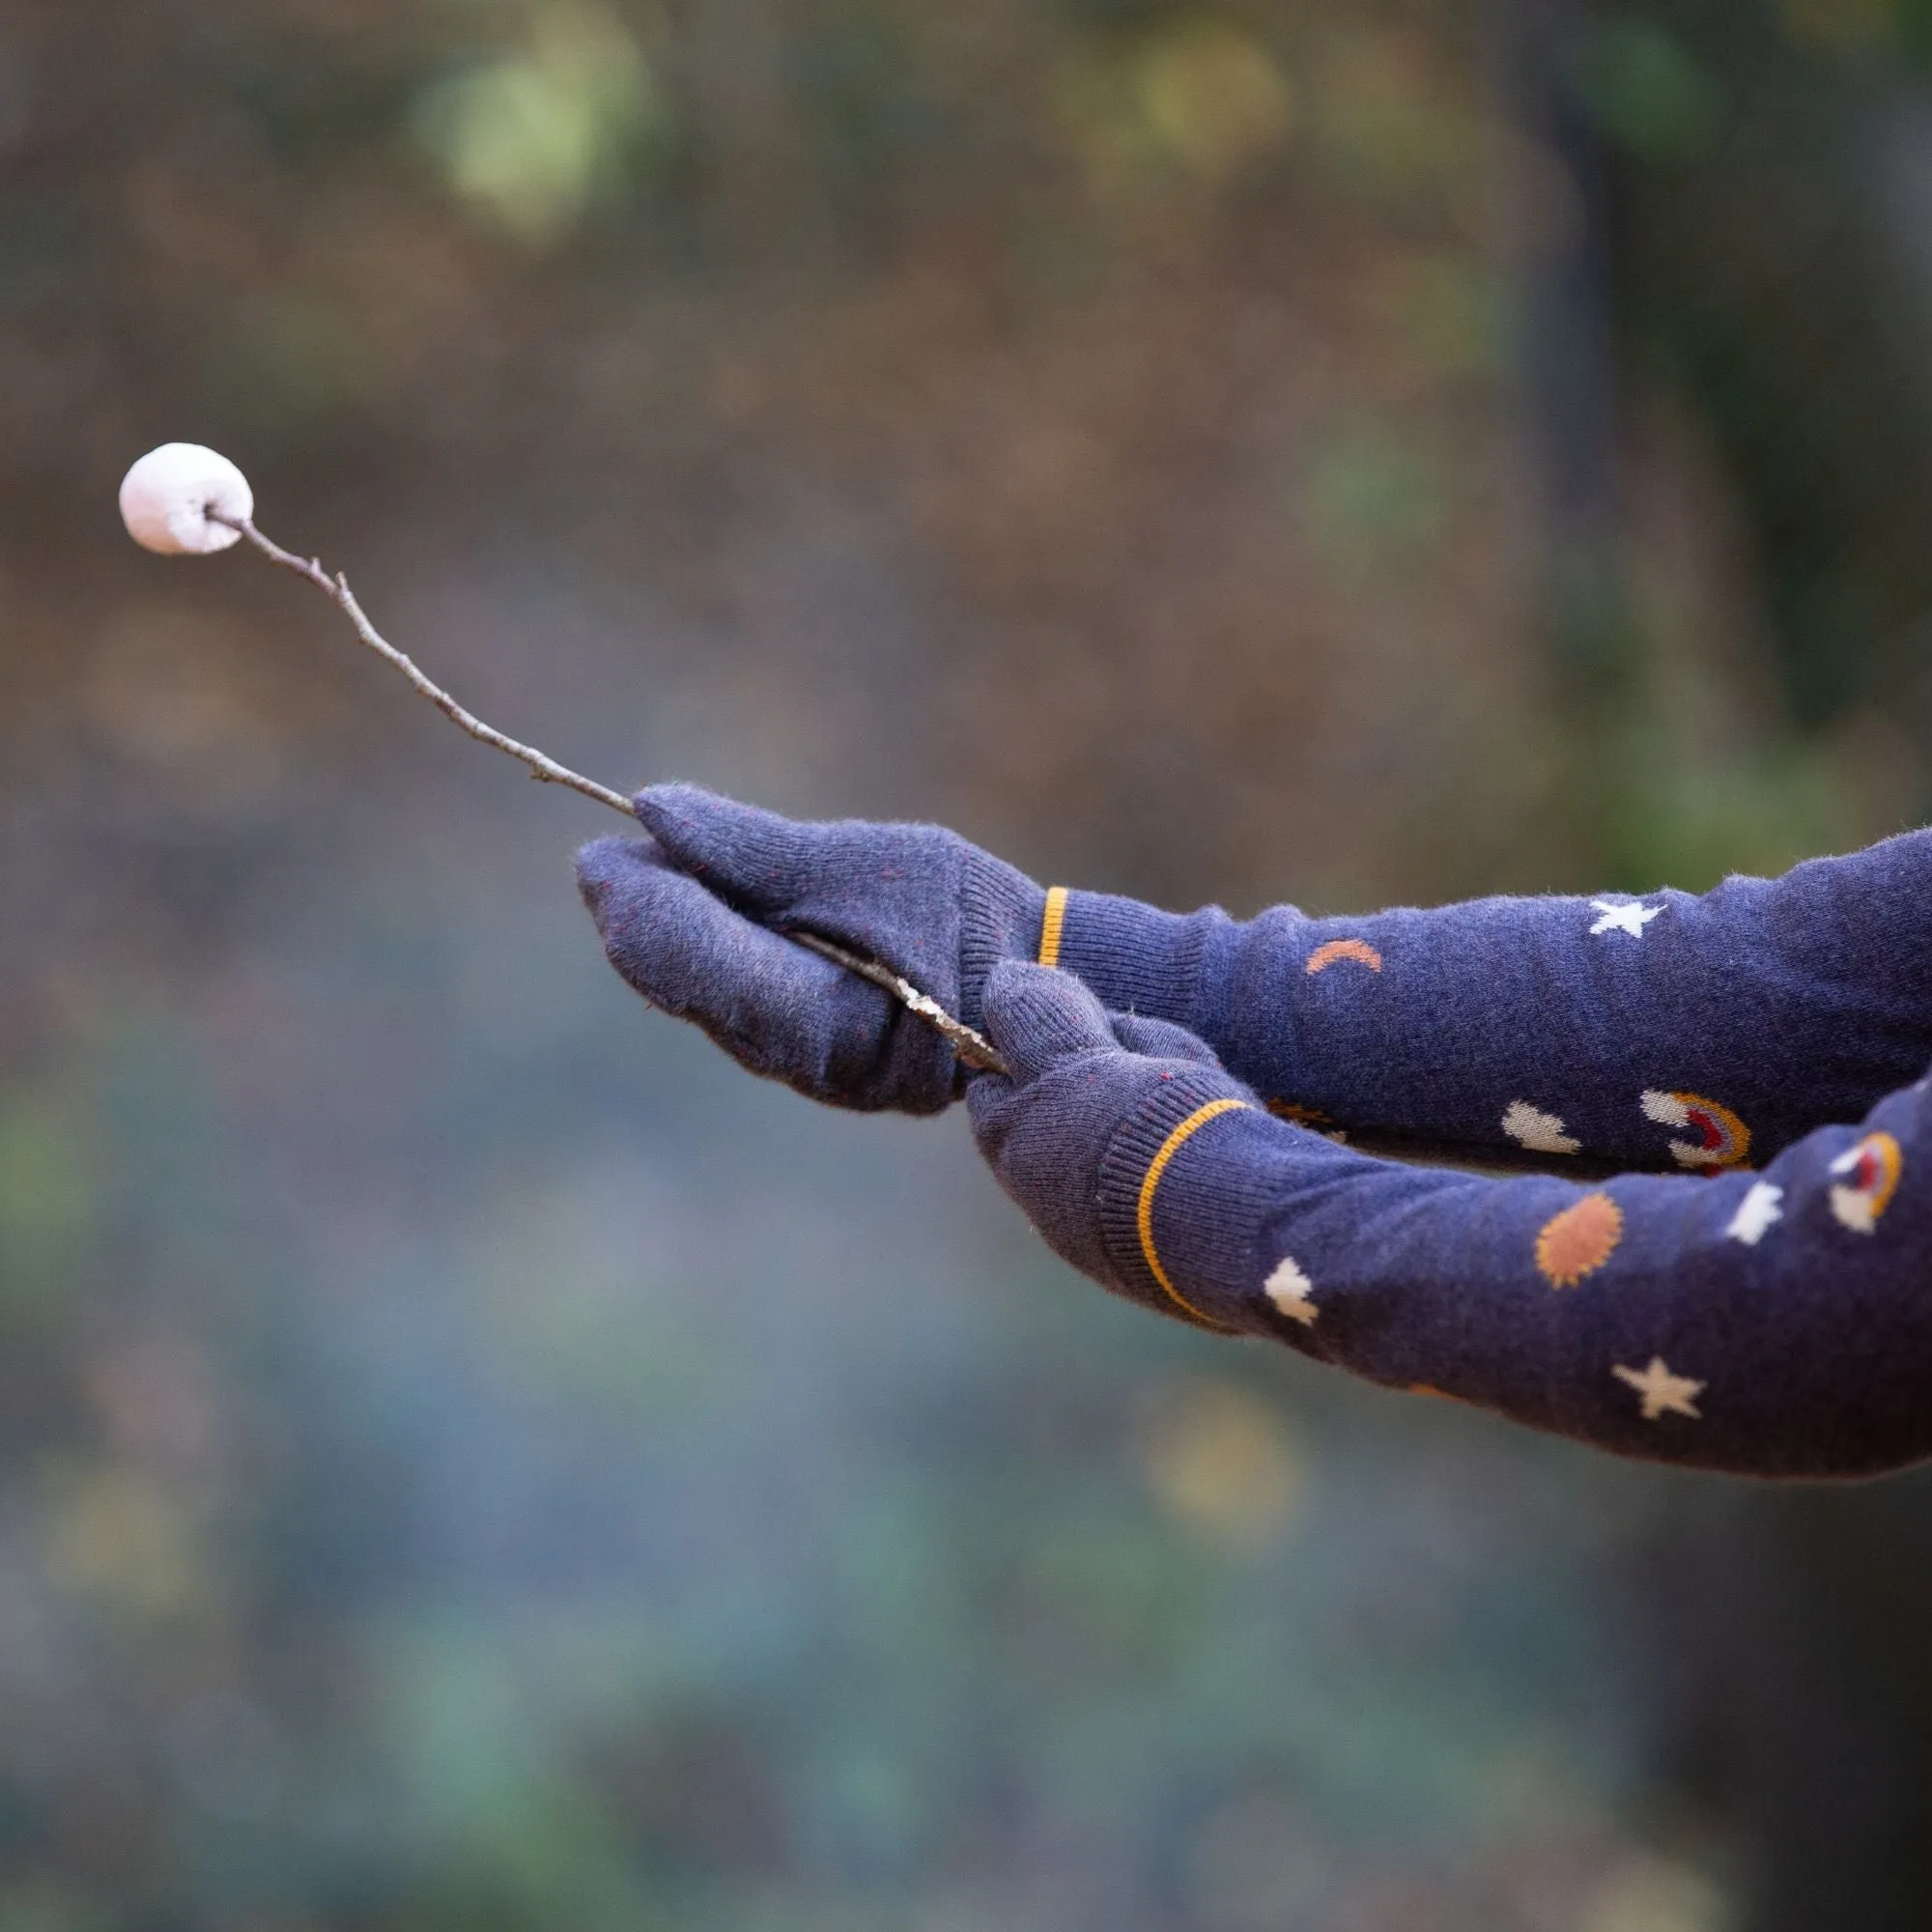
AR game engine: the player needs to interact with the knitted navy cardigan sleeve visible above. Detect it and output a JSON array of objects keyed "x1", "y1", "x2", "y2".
[
  {"x1": 1044, "y1": 826, "x2": 1932, "y2": 1172},
  {"x1": 969, "y1": 962, "x2": 1932, "y2": 1482}
]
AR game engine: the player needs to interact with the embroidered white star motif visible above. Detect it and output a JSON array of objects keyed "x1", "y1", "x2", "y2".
[
  {"x1": 1589, "y1": 899, "x2": 1663, "y2": 938},
  {"x1": 1612, "y1": 1357, "x2": 1704, "y2": 1421},
  {"x1": 1264, "y1": 1256, "x2": 1319, "y2": 1326},
  {"x1": 1725, "y1": 1180, "x2": 1784, "y2": 1247},
  {"x1": 1501, "y1": 1100, "x2": 1580, "y2": 1155}
]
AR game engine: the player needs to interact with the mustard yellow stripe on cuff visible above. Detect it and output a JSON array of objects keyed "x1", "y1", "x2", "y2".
[
  {"x1": 1136, "y1": 1097, "x2": 1251, "y2": 1328},
  {"x1": 1037, "y1": 886, "x2": 1069, "y2": 968}
]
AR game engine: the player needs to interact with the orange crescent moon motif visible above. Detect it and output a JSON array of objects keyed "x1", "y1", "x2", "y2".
[{"x1": 1306, "y1": 938, "x2": 1383, "y2": 976}]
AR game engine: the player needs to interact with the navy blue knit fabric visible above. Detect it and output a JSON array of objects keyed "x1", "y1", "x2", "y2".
[{"x1": 972, "y1": 961, "x2": 1932, "y2": 1480}]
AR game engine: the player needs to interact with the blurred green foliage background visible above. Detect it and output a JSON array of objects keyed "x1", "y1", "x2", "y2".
[{"x1": 9, "y1": 1, "x2": 1932, "y2": 1926}]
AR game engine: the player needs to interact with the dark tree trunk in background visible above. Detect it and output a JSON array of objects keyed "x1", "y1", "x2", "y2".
[
  {"x1": 1630, "y1": 4, "x2": 1932, "y2": 762},
  {"x1": 1651, "y1": 1472, "x2": 1932, "y2": 1931},
  {"x1": 1496, "y1": 0, "x2": 1630, "y2": 703},
  {"x1": 1493, "y1": 0, "x2": 1645, "y2": 889}
]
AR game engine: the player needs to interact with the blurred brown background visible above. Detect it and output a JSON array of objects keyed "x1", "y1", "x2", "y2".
[{"x1": 8, "y1": 1, "x2": 1932, "y2": 1926}]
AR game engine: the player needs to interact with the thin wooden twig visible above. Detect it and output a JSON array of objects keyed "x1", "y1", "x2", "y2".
[
  {"x1": 218, "y1": 514, "x2": 637, "y2": 814},
  {"x1": 213, "y1": 511, "x2": 1011, "y2": 1078}
]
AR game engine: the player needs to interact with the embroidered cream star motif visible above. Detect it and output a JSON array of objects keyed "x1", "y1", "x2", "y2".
[
  {"x1": 1725, "y1": 1180, "x2": 1784, "y2": 1247},
  {"x1": 1613, "y1": 1357, "x2": 1704, "y2": 1421},
  {"x1": 1264, "y1": 1256, "x2": 1319, "y2": 1326},
  {"x1": 1589, "y1": 899, "x2": 1663, "y2": 938},
  {"x1": 1501, "y1": 1099, "x2": 1580, "y2": 1155}
]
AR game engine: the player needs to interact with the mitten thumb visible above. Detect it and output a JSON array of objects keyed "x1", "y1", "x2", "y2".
[{"x1": 980, "y1": 960, "x2": 1118, "y2": 1084}]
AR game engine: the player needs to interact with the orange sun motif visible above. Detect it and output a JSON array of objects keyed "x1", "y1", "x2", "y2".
[
  {"x1": 1306, "y1": 938, "x2": 1383, "y2": 976},
  {"x1": 1536, "y1": 1192, "x2": 1624, "y2": 1288}
]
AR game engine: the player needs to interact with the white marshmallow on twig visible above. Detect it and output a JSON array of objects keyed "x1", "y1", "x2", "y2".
[{"x1": 118, "y1": 442, "x2": 255, "y2": 555}]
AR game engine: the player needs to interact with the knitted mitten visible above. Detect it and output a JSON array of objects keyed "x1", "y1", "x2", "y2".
[
  {"x1": 969, "y1": 960, "x2": 1932, "y2": 1480},
  {"x1": 577, "y1": 783, "x2": 1046, "y2": 1113},
  {"x1": 965, "y1": 961, "x2": 1264, "y2": 1332}
]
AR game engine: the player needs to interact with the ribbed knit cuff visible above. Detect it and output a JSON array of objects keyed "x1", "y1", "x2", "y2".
[
  {"x1": 1095, "y1": 1069, "x2": 1273, "y2": 1335},
  {"x1": 957, "y1": 853, "x2": 1048, "y2": 1034},
  {"x1": 1051, "y1": 891, "x2": 1221, "y2": 1032}
]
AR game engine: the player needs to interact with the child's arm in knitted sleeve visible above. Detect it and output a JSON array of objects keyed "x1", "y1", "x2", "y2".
[
  {"x1": 970, "y1": 960, "x2": 1932, "y2": 1480},
  {"x1": 580, "y1": 784, "x2": 1932, "y2": 1161},
  {"x1": 1044, "y1": 828, "x2": 1932, "y2": 1170}
]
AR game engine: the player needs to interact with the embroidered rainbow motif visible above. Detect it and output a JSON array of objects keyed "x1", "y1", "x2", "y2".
[
  {"x1": 1306, "y1": 938, "x2": 1382, "y2": 975},
  {"x1": 1829, "y1": 1131, "x2": 1903, "y2": 1234},
  {"x1": 1640, "y1": 1090, "x2": 1751, "y2": 1170}
]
